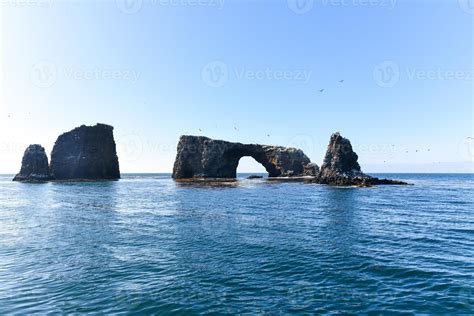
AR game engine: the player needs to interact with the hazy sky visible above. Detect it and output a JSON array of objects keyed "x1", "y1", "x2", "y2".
[{"x1": 1, "y1": 0, "x2": 473, "y2": 173}]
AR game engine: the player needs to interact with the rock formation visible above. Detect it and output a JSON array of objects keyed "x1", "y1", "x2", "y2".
[
  {"x1": 13, "y1": 144, "x2": 52, "y2": 182},
  {"x1": 172, "y1": 136, "x2": 318, "y2": 179},
  {"x1": 315, "y1": 132, "x2": 407, "y2": 186},
  {"x1": 50, "y1": 124, "x2": 120, "y2": 180},
  {"x1": 319, "y1": 132, "x2": 365, "y2": 181}
]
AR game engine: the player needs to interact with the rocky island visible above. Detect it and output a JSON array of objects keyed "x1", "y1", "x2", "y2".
[
  {"x1": 50, "y1": 124, "x2": 120, "y2": 180},
  {"x1": 14, "y1": 125, "x2": 405, "y2": 186},
  {"x1": 172, "y1": 135, "x2": 318, "y2": 179},
  {"x1": 313, "y1": 132, "x2": 408, "y2": 186},
  {"x1": 172, "y1": 133, "x2": 407, "y2": 186},
  {"x1": 13, "y1": 123, "x2": 120, "y2": 182},
  {"x1": 13, "y1": 145, "x2": 52, "y2": 182}
]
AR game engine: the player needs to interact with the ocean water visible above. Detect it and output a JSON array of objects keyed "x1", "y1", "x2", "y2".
[{"x1": 0, "y1": 173, "x2": 472, "y2": 314}]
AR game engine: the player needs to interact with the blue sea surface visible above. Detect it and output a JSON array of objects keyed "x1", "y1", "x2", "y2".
[{"x1": 0, "y1": 173, "x2": 472, "y2": 314}]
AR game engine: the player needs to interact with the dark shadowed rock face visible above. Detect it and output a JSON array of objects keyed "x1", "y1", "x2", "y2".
[
  {"x1": 319, "y1": 132, "x2": 364, "y2": 180},
  {"x1": 50, "y1": 124, "x2": 120, "y2": 180},
  {"x1": 317, "y1": 132, "x2": 407, "y2": 186},
  {"x1": 13, "y1": 145, "x2": 52, "y2": 182},
  {"x1": 172, "y1": 136, "x2": 318, "y2": 179}
]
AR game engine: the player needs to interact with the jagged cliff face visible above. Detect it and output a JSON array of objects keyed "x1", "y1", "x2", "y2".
[
  {"x1": 172, "y1": 136, "x2": 318, "y2": 179},
  {"x1": 319, "y1": 132, "x2": 364, "y2": 180},
  {"x1": 50, "y1": 124, "x2": 120, "y2": 180},
  {"x1": 317, "y1": 132, "x2": 407, "y2": 186},
  {"x1": 13, "y1": 144, "x2": 52, "y2": 182}
]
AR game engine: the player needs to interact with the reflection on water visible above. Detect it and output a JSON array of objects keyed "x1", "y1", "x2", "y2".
[
  {"x1": 0, "y1": 173, "x2": 472, "y2": 314},
  {"x1": 320, "y1": 188, "x2": 360, "y2": 256}
]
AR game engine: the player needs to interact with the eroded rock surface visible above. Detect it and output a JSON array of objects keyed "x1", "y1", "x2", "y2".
[
  {"x1": 172, "y1": 136, "x2": 317, "y2": 179},
  {"x1": 13, "y1": 144, "x2": 52, "y2": 182},
  {"x1": 316, "y1": 132, "x2": 407, "y2": 186},
  {"x1": 50, "y1": 124, "x2": 120, "y2": 180}
]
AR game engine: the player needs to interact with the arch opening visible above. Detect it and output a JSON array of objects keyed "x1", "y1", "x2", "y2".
[{"x1": 236, "y1": 156, "x2": 268, "y2": 178}]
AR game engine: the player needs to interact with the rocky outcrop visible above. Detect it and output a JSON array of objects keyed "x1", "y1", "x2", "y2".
[
  {"x1": 13, "y1": 145, "x2": 52, "y2": 182},
  {"x1": 315, "y1": 132, "x2": 407, "y2": 186},
  {"x1": 172, "y1": 136, "x2": 317, "y2": 179},
  {"x1": 319, "y1": 132, "x2": 365, "y2": 181},
  {"x1": 50, "y1": 124, "x2": 120, "y2": 180}
]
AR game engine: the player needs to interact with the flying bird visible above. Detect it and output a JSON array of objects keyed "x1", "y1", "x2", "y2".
[
  {"x1": 267, "y1": 134, "x2": 270, "y2": 137},
  {"x1": 198, "y1": 128, "x2": 202, "y2": 132},
  {"x1": 339, "y1": 80, "x2": 344, "y2": 83},
  {"x1": 319, "y1": 89, "x2": 325, "y2": 93}
]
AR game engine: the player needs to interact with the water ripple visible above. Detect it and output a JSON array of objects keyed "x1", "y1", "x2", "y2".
[{"x1": 0, "y1": 173, "x2": 472, "y2": 314}]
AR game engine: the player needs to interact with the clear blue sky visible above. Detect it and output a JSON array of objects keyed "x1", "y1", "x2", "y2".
[{"x1": 1, "y1": 0, "x2": 473, "y2": 173}]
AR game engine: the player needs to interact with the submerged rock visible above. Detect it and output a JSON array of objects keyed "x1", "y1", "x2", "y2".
[
  {"x1": 172, "y1": 135, "x2": 317, "y2": 179},
  {"x1": 50, "y1": 124, "x2": 120, "y2": 180},
  {"x1": 247, "y1": 175, "x2": 263, "y2": 179},
  {"x1": 315, "y1": 132, "x2": 407, "y2": 186},
  {"x1": 13, "y1": 144, "x2": 52, "y2": 182}
]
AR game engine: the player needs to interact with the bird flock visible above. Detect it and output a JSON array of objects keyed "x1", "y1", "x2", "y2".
[{"x1": 318, "y1": 79, "x2": 345, "y2": 93}]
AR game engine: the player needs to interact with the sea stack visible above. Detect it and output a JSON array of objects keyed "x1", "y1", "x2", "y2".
[
  {"x1": 50, "y1": 123, "x2": 120, "y2": 180},
  {"x1": 319, "y1": 132, "x2": 365, "y2": 183},
  {"x1": 13, "y1": 144, "x2": 52, "y2": 182},
  {"x1": 172, "y1": 135, "x2": 318, "y2": 179},
  {"x1": 317, "y1": 132, "x2": 407, "y2": 186}
]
